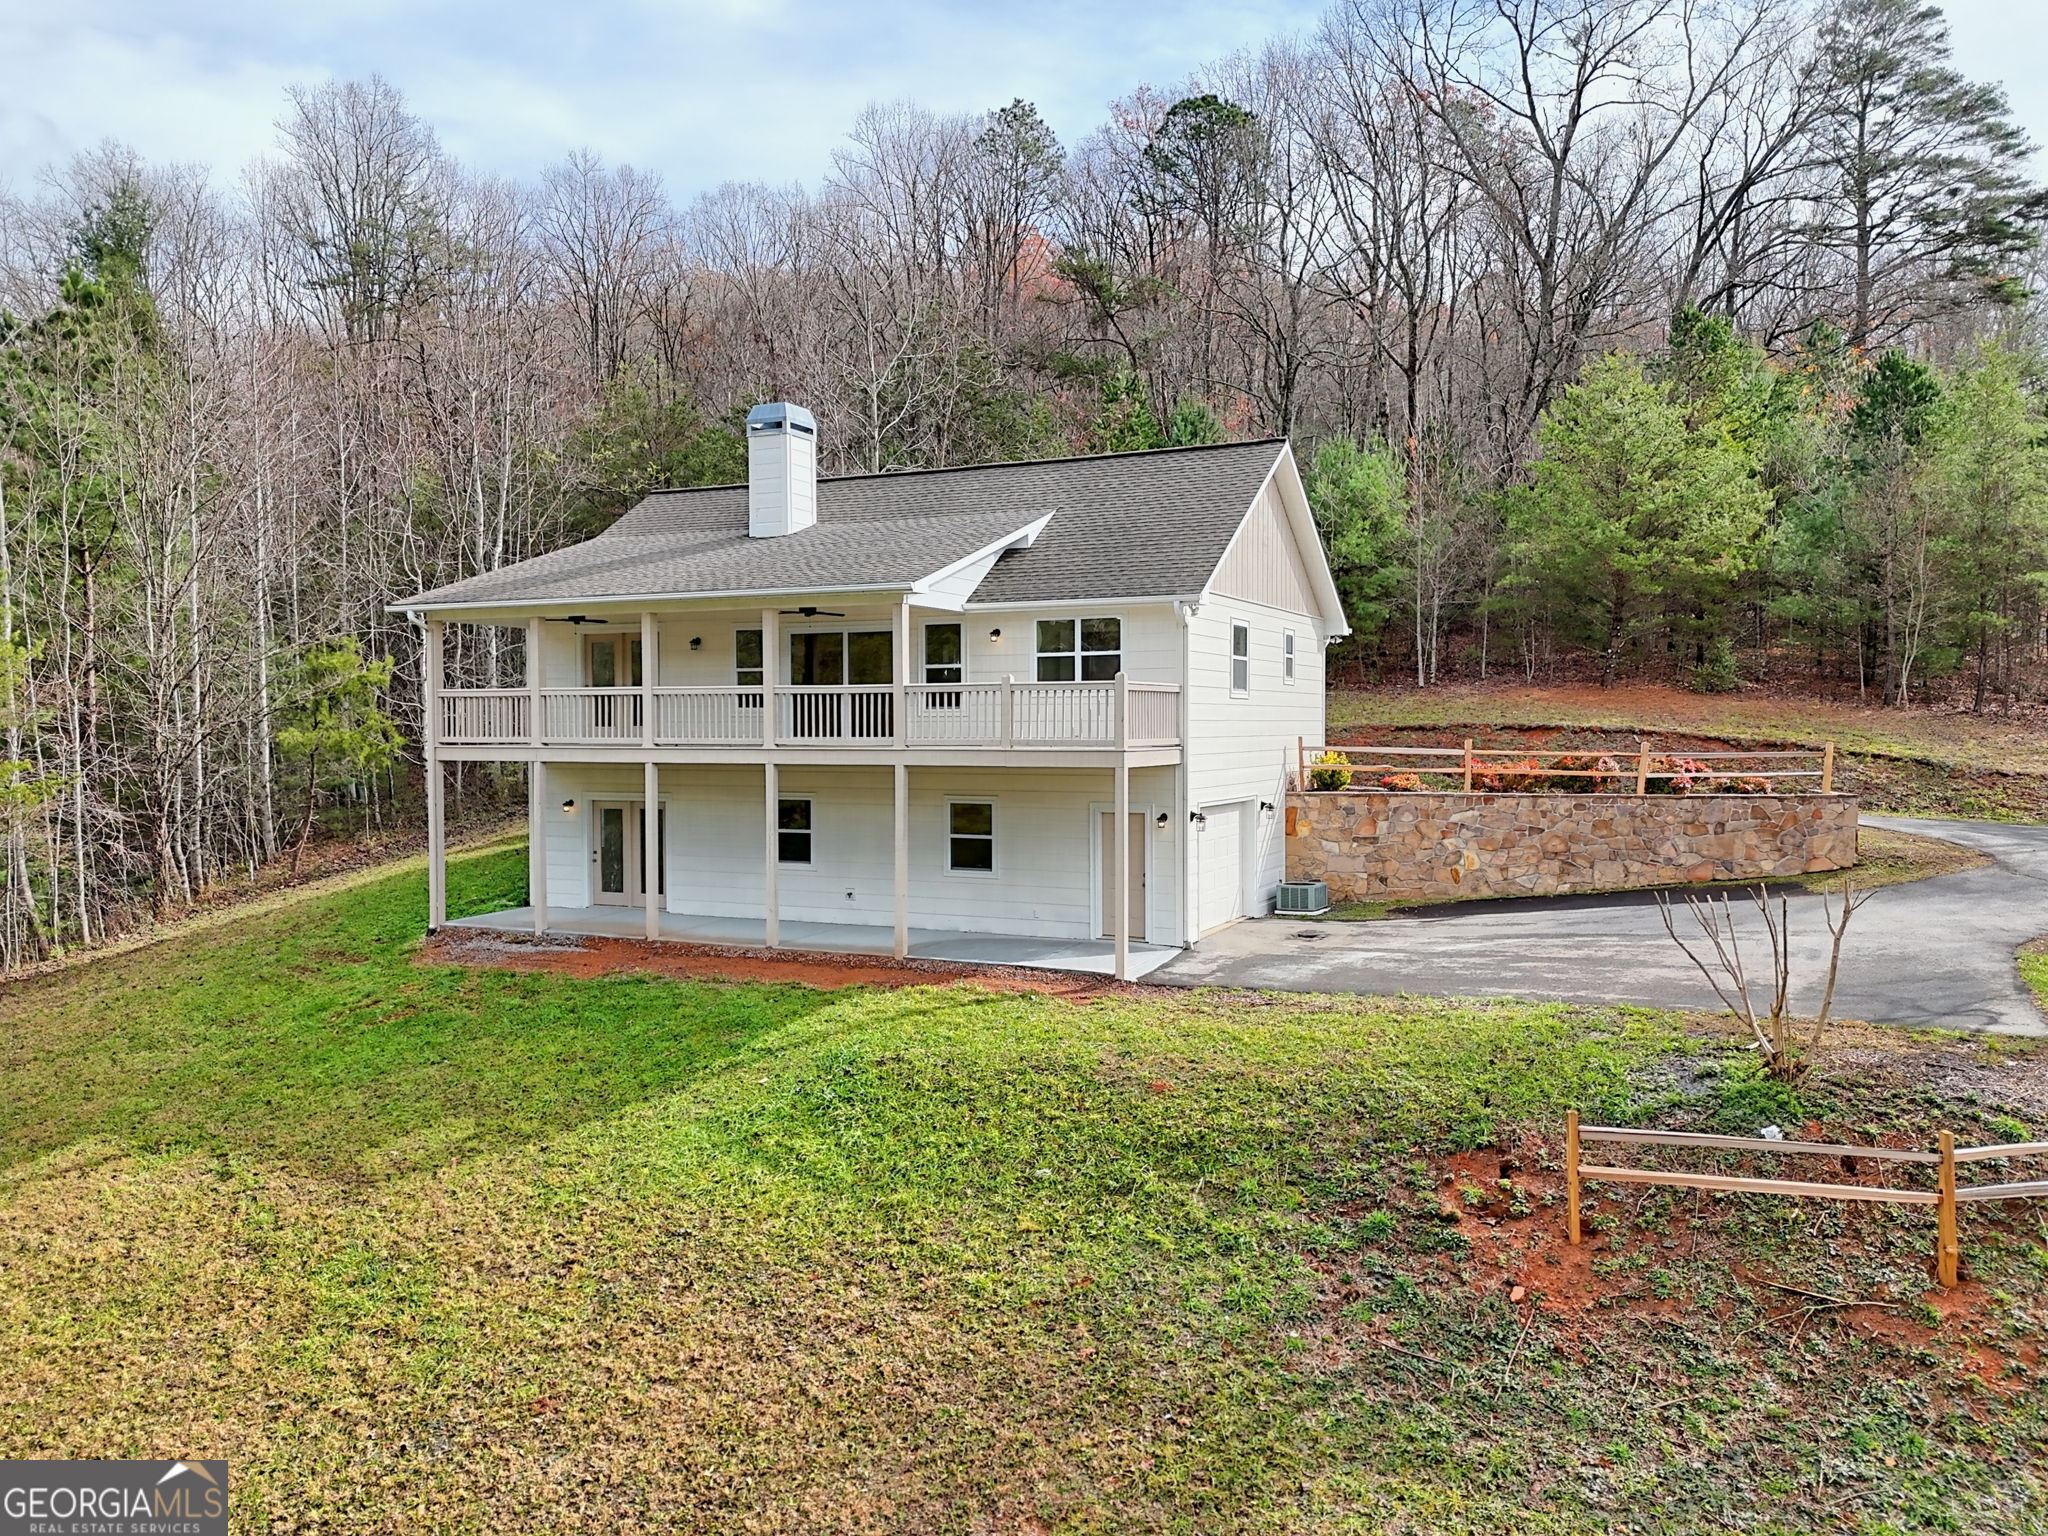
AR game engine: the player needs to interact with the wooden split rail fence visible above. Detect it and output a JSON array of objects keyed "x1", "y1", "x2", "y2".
[
  {"x1": 1295, "y1": 738, "x2": 1837, "y2": 794},
  {"x1": 1565, "y1": 1110, "x2": 2048, "y2": 1288}
]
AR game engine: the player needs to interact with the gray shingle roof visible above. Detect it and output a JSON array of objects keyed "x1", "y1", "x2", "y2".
[{"x1": 395, "y1": 438, "x2": 1286, "y2": 611}]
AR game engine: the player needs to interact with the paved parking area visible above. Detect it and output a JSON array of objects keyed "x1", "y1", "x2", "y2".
[{"x1": 1154, "y1": 817, "x2": 2048, "y2": 1036}]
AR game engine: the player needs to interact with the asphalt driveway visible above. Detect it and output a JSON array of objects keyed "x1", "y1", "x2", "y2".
[{"x1": 1154, "y1": 817, "x2": 2048, "y2": 1036}]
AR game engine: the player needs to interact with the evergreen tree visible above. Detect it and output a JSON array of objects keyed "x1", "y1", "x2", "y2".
[
  {"x1": 1164, "y1": 397, "x2": 1226, "y2": 447},
  {"x1": 1506, "y1": 354, "x2": 1771, "y2": 684},
  {"x1": 1922, "y1": 341, "x2": 2048, "y2": 709},
  {"x1": 1089, "y1": 370, "x2": 1164, "y2": 453},
  {"x1": 1808, "y1": 0, "x2": 2047, "y2": 346},
  {"x1": 1305, "y1": 437, "x2": 1407, "y2": 661}
]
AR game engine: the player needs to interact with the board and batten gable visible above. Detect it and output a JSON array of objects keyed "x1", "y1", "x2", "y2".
[{"x1": 1180, "y1": 445, "x2": 1345, "y2": 932}]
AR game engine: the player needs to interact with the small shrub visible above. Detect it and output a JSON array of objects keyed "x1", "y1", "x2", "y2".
[
  {"x1": 1378, "y1": 772, "x2": 1424, "y2": 792},
  {"x1": 1551, "y1": 752, "x2": 1628, "y2": 793},
  {"x1": 1474, "y1": 756, "x2": 1549, "y2": 792},
  {"x1": 1308, "y1": 749, "x2": 1351, "y2": 791},
  {"x1": 1986, "y1": 1114, "x2": 2031, "y2": 1145},
  {"x1": 1689, "y1": 637, "x2": 1742, "y2": 694},
  {"x1": 1358, "y1": 1210, "x2": 1398, "y2": 1243}
]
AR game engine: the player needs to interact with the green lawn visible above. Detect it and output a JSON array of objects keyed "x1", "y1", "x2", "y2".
[{"x1": 2, "y1": 845, "x2": 2044, "y2": 1533}]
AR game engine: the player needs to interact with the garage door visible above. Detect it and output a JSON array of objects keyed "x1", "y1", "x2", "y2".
[{"x1": 1197, "y1": 804, "x2": 1245, "y2": 934}]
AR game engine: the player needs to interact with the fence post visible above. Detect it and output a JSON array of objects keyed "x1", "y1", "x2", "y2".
[
  {"x1": 1635, "y1": 738, "x2": 1652, "y2": 796},
  {"x1": 1566, "y1": 1109, "x2": 1582, "y2": 1245},
  {"x1": 1821, "y1": 741, "x2": 1837, "y2": 795},
  {"x1": 1462, "y1": 738, "x2": 1474, "y2": 792},
  {"x1": 1936, "y1": 1130, "x2": 1960, "y2": 1288}
]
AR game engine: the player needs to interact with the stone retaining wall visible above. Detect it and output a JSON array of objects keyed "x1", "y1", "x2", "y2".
[{"x1": 1286, "y1": 791, "x2": 1859, "y2": 902}]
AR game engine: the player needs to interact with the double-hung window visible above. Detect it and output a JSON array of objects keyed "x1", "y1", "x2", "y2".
[
  {"x1": 1282, "y1": 629, "x2": 1297, "y2": 684},
  {"x1": 777, "y1": 797, "x2": 813, "y2": 864},
  {"x1": 1230, "y1": 621, "x2": 1251, "y2": 696},
  {"x1": 1036, "y1": 617, "x2": 1121, "y2": 682},
  {"x1": 947, "y1": 800, "x2": 995, "y2": 874}
]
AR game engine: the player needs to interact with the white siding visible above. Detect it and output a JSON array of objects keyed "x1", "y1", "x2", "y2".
[
  {"x1": 1210, "y1": 478, "x2": 1319, "y2": 614},
  {"x1": 961, "y1": 602, "x2": 1180, "y2": 685},
  {"x1": 535, "y1": 762, "x2": 1182, "y2": 942},
  {"x1": 1183, "y1": 597, "x2": 1327, "y2": 917}
]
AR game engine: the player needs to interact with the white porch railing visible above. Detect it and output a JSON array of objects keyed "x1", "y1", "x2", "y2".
[
  {"x1": 440, "y1": 688, "x2": 530, "y2": 745},
  {"x1": 541, "y1": 687, "x2": 642, "y2": 743},
  {"x1": 1125, "y1": 681, "x2": 1182, "y2": 747},
  {"x1": 436, "y1": 678, "x2": 1180, "y2": 750},
  {"x1": 777, "y1": 684, "x2": 895, "y2": 744},
  {"x1": 653, "y1": 687, "x2": 764, "y2": 746}
]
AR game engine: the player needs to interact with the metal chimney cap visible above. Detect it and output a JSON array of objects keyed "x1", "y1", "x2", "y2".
[{"x1": 746, "y1": 402, "x2": 817, "y2": 435}]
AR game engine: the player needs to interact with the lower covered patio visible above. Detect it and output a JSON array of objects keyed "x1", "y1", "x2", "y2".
[{"x1": 443, "y1": 906, "x2": 1182, "y2": 980}]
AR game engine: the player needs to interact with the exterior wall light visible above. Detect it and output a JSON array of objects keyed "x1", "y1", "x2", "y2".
[
  {"x1": 689, "y1": 636, "x2": 702, "y2": 650},
  {"x1": 1154, "y1": 811, "x2": 1170, "y2": 829},
  {"x1": 1189, "y1": 810, "x2": 1208, "y2": 826},
  {"x1": 1260, "y1": 801, "x2": 1276, "y2": 814},
  {"x1": 988, "y1": 628, "x2": 1002, "y2": 641},
  {"x1": 561, "y1": 798, "x2": 577, "y2": 812}
]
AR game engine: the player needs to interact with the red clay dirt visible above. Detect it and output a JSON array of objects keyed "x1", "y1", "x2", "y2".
[
  {"x1": 422, "y1": 926, "x2": 1165, "y2": 1000},
  {"x1": 1301, "y1": 1136, "x2": 2029, "y2": 1394}
]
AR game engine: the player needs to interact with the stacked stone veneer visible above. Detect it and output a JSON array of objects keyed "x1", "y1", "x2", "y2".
[{"x1": 1287, "y1": 791, "x2": 1859, "y2": 901}]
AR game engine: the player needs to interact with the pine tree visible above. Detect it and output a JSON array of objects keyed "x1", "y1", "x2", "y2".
[{"x1": 1808, "y1": 0, "x2": 2048, "y2": 347}]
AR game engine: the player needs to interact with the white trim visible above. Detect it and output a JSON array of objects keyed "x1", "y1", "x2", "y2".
[
  {"x1": 393, "y1": 582, "x2": 915, "y2": 616},
  {"x1": 920, "y1": 619, "x2": 965, "y2": 684},
  {"x1": 941, "y1": 794, "x2": 1000, "y2": 878},
  {"x1": 1282, "y1": 628, "x2": 1297, "y2": 684},
  {"x1": 908, "y1": 514, "x2": 1054, "y2": 594},
  {"x1": 1033, "y1": 613, "x2": 1123, "y2": 683},
  {"x1": 776, "y1": 793, "x2": 816, "y2": 866},
  {"x1": 1229, "y1": 617, "x2": 1251, "y2": 698},
  {"x1": 962, "y1": 594, "x2": 1206, "y2": 613}
]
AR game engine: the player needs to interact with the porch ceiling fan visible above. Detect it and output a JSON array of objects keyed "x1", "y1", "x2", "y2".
[
  {"x1": 543, "y1": 614, "x2": 610, "y2": 624},
  {"x1": 780, "y1": 605, "x2": 845, "y2": 618}
]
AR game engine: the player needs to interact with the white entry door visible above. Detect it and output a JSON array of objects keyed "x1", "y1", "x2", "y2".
[
  {"x1": 1197, "y1": 803, "x2": 1246, "y2": 934},
  {"x1": 591, "y1": 801, "x2": 665, "y2": 907},
  {"x1": 1096, "y1": 811, "x2": 1147, "y2": 941}
]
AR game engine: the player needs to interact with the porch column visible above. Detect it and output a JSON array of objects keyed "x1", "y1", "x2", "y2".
[
  {"x1": 892, "y1": 762, "x2": 909, "y2": 959},
  {"x1": 529, "y1": 760, "x2": 549, "y2": 935},
  {"x1": 1112, "y1": 755, "x2": 1130, "y2": 981},
  {"x1": 526, "y1": 617, "x2": 542, "y2": 746},
  {"x1": 640, "y1": 611, "x2": 657, "y2": 749},
  {"x1": 643, "y1": 759, "x2": 662, "y2": 940},
  {"x1": 895, "y1": 593, "x2": 911, "y2": 747},
  {"x1": 425, "y1": 619, "x2": 447, "y2": 930},
  {"x1": 763, "y1": 760, "x2": 780, "y2": 948},
  {"x1": 760, "y1": 606, "x2": 779, "y2": 747}
]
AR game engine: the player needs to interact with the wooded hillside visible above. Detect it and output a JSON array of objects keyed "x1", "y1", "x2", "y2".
[{"x1": 1, "y1": 0, "x2": 2043, "y2": 965}]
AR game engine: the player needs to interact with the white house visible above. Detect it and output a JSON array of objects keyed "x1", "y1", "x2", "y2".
[{"x1": 393, "y1": 404, "x2": 1347, "y2": 979}]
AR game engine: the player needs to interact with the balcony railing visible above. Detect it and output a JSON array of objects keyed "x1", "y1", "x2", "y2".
[{"x1": 438, "y1": 678, "x2": 1180, "y2": 751}]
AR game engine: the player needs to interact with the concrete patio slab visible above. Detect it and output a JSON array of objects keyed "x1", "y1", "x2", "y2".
[{"x1": 444, "y1": 907, "x2": 1181, "y2": 980}]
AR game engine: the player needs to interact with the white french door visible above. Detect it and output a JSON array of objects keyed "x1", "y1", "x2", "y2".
[{"x1": 591, "y1": 800, "x2": 666, "y2": 907}]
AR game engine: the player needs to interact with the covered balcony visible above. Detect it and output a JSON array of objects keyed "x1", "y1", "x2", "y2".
[{"x1": 435, "y1": 678, "x2": 1181, "y2": 751}]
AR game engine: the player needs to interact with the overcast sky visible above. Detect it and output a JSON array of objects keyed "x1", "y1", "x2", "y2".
[{"x1": 1, "y1": 0, "x2": 2042, "y2": 198}]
